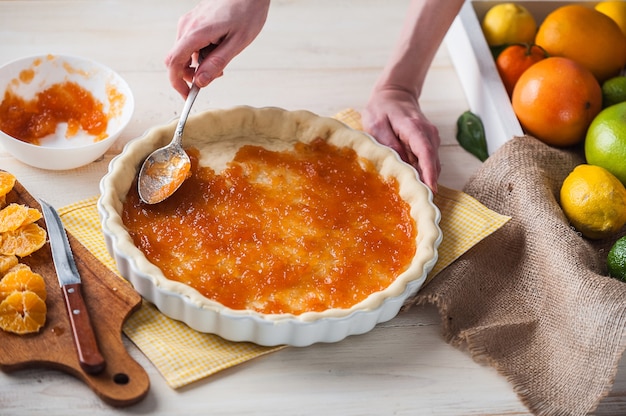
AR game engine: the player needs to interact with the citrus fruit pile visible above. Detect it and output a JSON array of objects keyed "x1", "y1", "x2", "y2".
[
  {"x1": 482, "y1": 3, "x2": 626, "y2": 279},
  {"x1": 483, "y1": 2, "x2": 626, "y2": 147},
  {"x1": 0, "y1": 171, "x2": 48, "y2": 334}
]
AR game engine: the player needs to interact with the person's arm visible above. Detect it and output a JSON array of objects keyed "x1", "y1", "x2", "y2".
[
  {"x1": 164, "y1": 0, "x2": 271, "y2": 98},
  {"x1": 362, "y1": 0, "x2": 464, "y2": 192}
]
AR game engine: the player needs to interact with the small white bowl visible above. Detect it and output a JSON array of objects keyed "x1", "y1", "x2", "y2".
[
  {"x1": 98, "y1": 106, "x2": 442, "y2": 346},
  {"x1": 0, "y1": 54, "x2": 134, "y2": 170}
]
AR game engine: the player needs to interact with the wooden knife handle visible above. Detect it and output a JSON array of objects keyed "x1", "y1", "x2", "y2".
[{"x1": 62, "y1": 283, "x2": 106, "y2": 375}]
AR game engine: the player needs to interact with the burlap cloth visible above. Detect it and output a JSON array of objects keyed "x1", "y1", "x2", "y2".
[{"x1": 413, "y1": 135, "x2": 626, "y2": 416}]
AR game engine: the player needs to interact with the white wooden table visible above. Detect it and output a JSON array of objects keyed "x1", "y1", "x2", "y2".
[{"x1": 1, "y1": 1, "x2": 625, "y2": 414}]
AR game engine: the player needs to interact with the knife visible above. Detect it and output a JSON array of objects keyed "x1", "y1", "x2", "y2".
[{"x1": 39, "y1": 199, "x2": 106, "y2": 375}]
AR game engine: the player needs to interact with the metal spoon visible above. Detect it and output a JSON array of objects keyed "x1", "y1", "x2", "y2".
[{"x1": 137, "y1": 48, "x2": 211, "y2": 204}]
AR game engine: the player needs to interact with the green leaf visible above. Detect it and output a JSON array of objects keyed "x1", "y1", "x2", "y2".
[
  {"x1": 490, "y1": 44, "x2": 509, "y2": 60},
  {"x1": 456, "y1": 111, "x2": 489, "y2": 162}
]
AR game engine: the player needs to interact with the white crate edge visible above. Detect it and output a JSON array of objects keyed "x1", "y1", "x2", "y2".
[{"x1": 445, "y1": 0, "x2": 523, "y2": 155}]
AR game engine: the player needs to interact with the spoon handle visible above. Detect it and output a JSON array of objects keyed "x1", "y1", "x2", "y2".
[
  {"x1": 172, "y1": 44, "x2": 216, "y2": 146},
  {"x1": 173, "y1": 84, "x2": 200, "y2": 146}
]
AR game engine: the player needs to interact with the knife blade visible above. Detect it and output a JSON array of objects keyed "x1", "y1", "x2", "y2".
[{"x1": 39, "y1": 199, "x2": 106, "y2": 375}]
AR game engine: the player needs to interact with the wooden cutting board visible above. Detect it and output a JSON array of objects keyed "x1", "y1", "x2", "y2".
[{"x1": 0, "y1": 176, "x2": 150, "y2": 407}]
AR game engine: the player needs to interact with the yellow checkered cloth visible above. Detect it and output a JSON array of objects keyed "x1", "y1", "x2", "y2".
[{"x1": 58, "y1": 109, "x2": 509, "y2": 389}]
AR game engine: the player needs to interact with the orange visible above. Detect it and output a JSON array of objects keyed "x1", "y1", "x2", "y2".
[
  {"x1": 585, "y1": 101, "x2": 626, "y2": 186},
  {"x1": 0, "y1": 290, "x2": 46, "y2": 334},
  {"x1": 0, "y1": 266, "x2": 47, "y2": 302},
  {"x1": 496, "y1": 43, "x2": 548, "y2": 96},
  {"x1": 535, "y1": 4, "x2": 626, "y2": 83},
  {"x1": 0, "y1": 203, "x2": 42, "y2": 233},
  {"x1": 0, "y1": 223, "x2": 47, "y2": 257},
  {"x1": 512, "y1": 57, "x2": 602, "y2": 147}
]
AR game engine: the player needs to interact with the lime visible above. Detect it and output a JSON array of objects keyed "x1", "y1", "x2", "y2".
[
  {"x1": 585, "y1": 102, "x2": 626, "y2": 186},
  {"x1": 602, "y1": 76, "x2": 626, "y2": 108},
  {"x1": 607, "y1": 235, "x2": 626, "y2": 281}
]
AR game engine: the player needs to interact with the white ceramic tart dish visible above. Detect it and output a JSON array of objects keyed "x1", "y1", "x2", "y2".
[{"x1": 98, "y1": 106, "x2": 442, "y2": 347}]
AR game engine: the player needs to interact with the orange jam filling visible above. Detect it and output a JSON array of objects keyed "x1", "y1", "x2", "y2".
[
  {"x1": 0, "y1": 80, "x2": 109, "y2": 144},
  {"x1": 122, "y1": 138, "x2": 417, "y2": 315}
]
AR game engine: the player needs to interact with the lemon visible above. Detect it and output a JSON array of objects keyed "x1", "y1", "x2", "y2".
[
  {"x1": 608, "y1": 235, "x2": 626, "y2": 281},
  {"x1": 595, "y1": 1, "x2": 626, "y2": 37},
  {"x1": 560, "y1": 164, "x2": 626, "y2": 240},
  {"x1": 481, "y1": 3, "x2": 537, "y2": 46},
  {"x1": 585, "y1": 102, "x2": 626, "y2": 186},
  {"x1": 602, "y1": 76, "x2": 626, "y2": 108}
]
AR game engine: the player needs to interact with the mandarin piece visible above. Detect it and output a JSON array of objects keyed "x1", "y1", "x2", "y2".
[
  {"x1": 0, "y1": 250, "x2": 48, "y2": 336},
  {"x1": 0, "y1": 172, "x2": 16, "y2": 209},
  {"x1": 5, "y1": 263, "x2": 31, "y2": 273},
  {"x1": 0, "y1": 180, "x2": 47, "y2": 259},
  {"x1": 0, "y1": 254, "x2": 18, "y2": 276},
  {"x1": 0, "y1": 203, "x2": 42, "y2": 233},
  {"x1": 0, "y1": 172, "x2": 16, "y2": 198},
  {"x1": 0, "y1": 266, "x2": 47, "y2": 302},
  {"x1": 0, "y1": 290, "x2": 47, "y2": 334},
  {"x1": 0, "y1": 223, "x2": 47, "y2": 258}
]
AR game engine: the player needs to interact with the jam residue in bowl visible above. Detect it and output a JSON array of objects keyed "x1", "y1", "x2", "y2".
[
  {"x1": 0, "y1": 80, "x2": 109, "y2": 145},
  {"x1": 121, "y1": 138, "x2": 417, "y2": 315}
]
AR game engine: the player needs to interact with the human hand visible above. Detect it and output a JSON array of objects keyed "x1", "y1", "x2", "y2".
[
  {"x1": 165, "y1": 0, "x2": 270, "y2": 97},
  {"x1": 362, "y1": 87, "x2": 441, "y2": 193}
]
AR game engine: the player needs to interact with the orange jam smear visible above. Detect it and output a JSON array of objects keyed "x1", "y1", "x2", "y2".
[
  {"x1": 0, "y1": 80, "x2": 109, "y2": 145},
  {"x1": 122, "y1": 138, "x2": 417, "y2": 315}
]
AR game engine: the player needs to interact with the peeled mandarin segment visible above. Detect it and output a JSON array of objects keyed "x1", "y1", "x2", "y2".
[
  {"x1": 0, "y1": 204, "x2": 27, "y2": 233},
  {"x1": 0, "y1": 172, "x2": 16, "y2": 198},
  {"x1": 23, "y1": 208, "x2": 42, "y2": 225},
  {"x1": 0, "y1": 290, "x2": 47, "y2": 334},
  {"x1": 5, "y1": 263, "x2": 31, "y2": 274},
  {"x1": 0, "y1": 254, "x2": 19, "y2": 277},
  {"x1": 0, "y1": 203, "x2": 34, "y2": 233},
  {"x1": 0, "y1": 267, "x2": 47, "y2": 302},
  {"x1": 0, "y1": 223, "x2": 47, "y2": 257}
]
